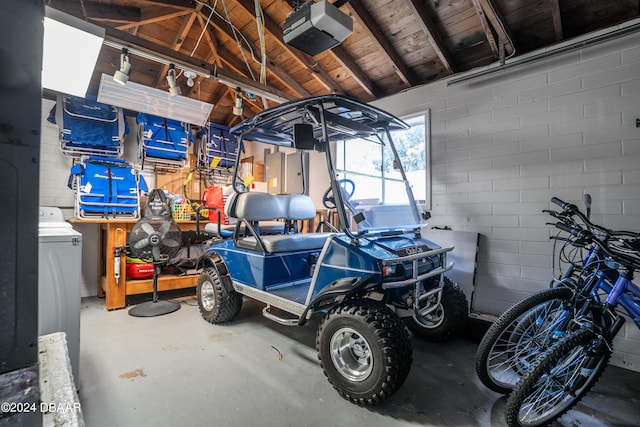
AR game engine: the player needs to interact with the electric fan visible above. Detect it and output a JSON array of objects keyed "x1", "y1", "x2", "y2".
[{"x1": 127, "y1": 189, "x2": 182, "y2": 317}]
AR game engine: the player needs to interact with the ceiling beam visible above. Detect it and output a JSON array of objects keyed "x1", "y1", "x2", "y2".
[
  {"x1": 194, "y1": 13, "x2": 222, "y2": 67},
  {"x1": 153, "y1": 9, "x2": 201, "y2": 88},
  {"x1": 191, "y1": 12, "x2": 249, "y2": 107},
  {"x1": 99, "y1": 3, "x2": 308, "y2": 101},
  {"x1": 103, "y1": 26, "x2": 295, "y2": 102},
  {"x1": 475, "y1": 0, "x2": 515, "y2": 55},
  {"x1": 470, "y1": 0, "x2": 499, "y2": 57},
  {"x1": 115, "y1": 8, "x2": 191, "y2": 31},
  {"x1": 235, "y1": 0, "x2": 344, "y2": 94},
  {"x1": 135, "y1": 0, "x2": 195, "y2": 9},
  {"x1": 406, "y1": 0, "x2": 456, "y2": 74},
  {"x1": 343, "y1": 0, "x2": 418, "y2": 88},
  {"x1": 48, "y1": 0, "x2": 141, "y2": 23},
  {"x1": 196, "y1": 11, "x2": 311, "y2": 98},
  {"x1": 549, "y1": 0, "x2": 564, "y2": 41},
  {"x1": 208, "y1": 84, "x2": 228, "y2": 107},
  {"x1": 329, "y1": 45, "x2": 382, "y2": 98},
  {"x1": 256, "y1": 0, "x2": 381, "y2": 98}
]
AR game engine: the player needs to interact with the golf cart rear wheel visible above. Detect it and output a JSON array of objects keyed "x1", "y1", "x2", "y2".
[
  {"x1": 196, "y1": 266, "x2": 242, "y2": 324},
  {"x1": 316, "y1": 300, "x2": 412, "y2": 405},
  {"x1": 407, "y1": 277, "x2": 468, "y2": 342}
]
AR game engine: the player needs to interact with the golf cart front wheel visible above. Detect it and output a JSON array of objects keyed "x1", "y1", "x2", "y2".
[
  {"x1": 196, "y1": 266, "x2": 242, "y2": 324},
  {"x1": 407, "y1": 277, "x2": 468, "y2": 342},
  {"x1": 316, "y1": 300, "x2": 412, "y2": 405}
]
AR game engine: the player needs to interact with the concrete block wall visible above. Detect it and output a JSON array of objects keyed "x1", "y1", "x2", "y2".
[
  {"x1": 374, "y1": 26, "x2": 640, "y2": 371},
  {"x1": 40, "y1": 99, "x2": 76, "y2": 209}
]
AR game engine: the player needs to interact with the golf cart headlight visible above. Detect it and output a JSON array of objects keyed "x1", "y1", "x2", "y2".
[
  {"x1": 382, "y1": 265, "x2": 395, "y2": 277},
  {"x1": 382, "y1": 263, "x2": 404, "y2": 278}
]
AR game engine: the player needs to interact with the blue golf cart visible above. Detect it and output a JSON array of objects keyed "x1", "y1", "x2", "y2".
[{"x1": 196, "y1": 95, "x2": 468, "y2": 404}]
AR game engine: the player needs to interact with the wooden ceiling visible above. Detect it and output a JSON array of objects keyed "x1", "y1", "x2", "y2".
[{"x1": 48, "y1": 0, "x2": 640, "y2": 127}]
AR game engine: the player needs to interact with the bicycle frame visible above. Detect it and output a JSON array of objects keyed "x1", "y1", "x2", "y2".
[
  {"x1": 543, "y1": 244, "x2": 618, "y2": 337},
  {"x1": 604, "y1": 268, "x2": 640, "y2": 328}
]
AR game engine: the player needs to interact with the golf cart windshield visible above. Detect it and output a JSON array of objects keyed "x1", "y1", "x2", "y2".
[
  {"x1": 229, "y1": 95, "x2": 425, "y2": 235},
  {"x1": 335, "y1": 134, "x2": 424, "y2": 234}
]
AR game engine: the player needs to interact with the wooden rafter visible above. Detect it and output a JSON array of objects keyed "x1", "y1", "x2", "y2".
[
  {"x1": 549, "y1": 0, "x2": 564, "y2": 41},
  {"x1": 406, "y1": 0, "x2": 456, "y2": 74},
  {"x1": 208, "y1": 84, "x2": 228, "y2": 106},
  {"x1": 236, "y1": 0, "x2": 344, "y2": 94},
  {"x1": 343, "y1": 0, "x2": 418, "y2": 87},
  {"x1": 136, "y1": 0, "x2": 195, "y2": 9},
  {"x1": 115, "y1": 8, "x2": 191, "y2": 31},
  {"x1": 153, "y1": 9, "x2": 202, "y2": 88},
  {"x1": 194, "y1": 13, "x2": 222, "y2": 67},
  {"x1": 103, "y1": 26, "x2": 295, "y2": 102},
  {"x1": 47, "y1": 0, "x2": 137, "y2": 22},
  {"x1": 470, "y1": 0, "x2": 499, "y2": 57},
  {"x1": 475, "y1": 0, "x2": 515, "y2": 55},
  {"x1": 329, "y1": 45, "x2": 382, "y2": 99},
  {"x1": 46, "y1": 0, "x2": 140, "y2": 22},
  {"x1": 194, "y1": 11, "x2": 311, "y2": 96},
  {"x1": 231, "y1": 0, "x2": 380, "y2": 99}
]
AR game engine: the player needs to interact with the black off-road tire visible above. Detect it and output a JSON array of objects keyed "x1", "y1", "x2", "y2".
[
  {"x1": 505, "y1": 328, "x2": 610, "y2": 427},
  {"x1": 196, "y1": 265, "x2": 242, "y2": 323},
  {"x1": 316, "y1": 300, "x2": 412, "y2": 405},
  {"x1": 475, "y1": 286, "x2": 574, "y2": 394},
  {"x1": 407, "y1": 277, "x2": 468, "y2": 342}
]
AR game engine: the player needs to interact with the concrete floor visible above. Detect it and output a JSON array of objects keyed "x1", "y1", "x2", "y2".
[{"x1": 79, "y1": 293, "x2": 640, "y2": 427}]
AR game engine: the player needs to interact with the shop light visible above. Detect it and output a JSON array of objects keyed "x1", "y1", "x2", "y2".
[
  {"x1": 42, "y1": 6, "x2": 104, "y2": 97},
  {"x1": 232, "y1": 88, "x2": 243, "y2": 116},
  {"x1": 113, "y1": 48, "x2": 131, "y2": 85},
  {"x1": 97, "y1": 73, "x2": 213, "y2": 126},
  {"x1": 166, "y1": 64, "x2": 181, "y2": 97}
]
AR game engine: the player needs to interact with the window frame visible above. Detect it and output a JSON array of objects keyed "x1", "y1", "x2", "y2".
[{"x1": 334, "y1": 109, "x2": 431, "y2": 212}]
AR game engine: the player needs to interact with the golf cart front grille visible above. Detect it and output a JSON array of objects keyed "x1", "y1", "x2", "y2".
[{"x1": 381, "y1": 246, "x2": 454, "y2": 289}]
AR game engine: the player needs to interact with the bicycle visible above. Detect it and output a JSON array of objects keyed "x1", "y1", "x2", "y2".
[
  {"x1": 504, "y1": 215, "x2": 640, "y2": 427},
  {"x1": 475, "y1": 196, "x2": 618, "y2": 393}
]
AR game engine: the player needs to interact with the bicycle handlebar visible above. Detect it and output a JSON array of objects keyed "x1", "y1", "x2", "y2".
[
  {"x1": 555, "y1": 221, "x2": 639, "y2": 269},
  {"x1": 548, "y1": 196, "x2": 640, "y2": 269},
  {"x1": 548, "y1": 197, "x2": 617, "y2": 236},
  {"x1": 551, "y1": 197, "x2": 577, "y2": 211},
  {"x1": 554, "y1": 222, "x2": 587, "y2": 238}
]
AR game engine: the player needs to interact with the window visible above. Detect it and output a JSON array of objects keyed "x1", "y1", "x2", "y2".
[{"x1": 335, "y1": 111, "x2": 430, "y2": 210}]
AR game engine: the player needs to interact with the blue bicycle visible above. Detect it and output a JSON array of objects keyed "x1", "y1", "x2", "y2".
[
  {"x1": 476, "y1": 196, "x2": 619, "y2": 393},
  {"x1": 504, "y1": 209, "x2": 640, "y2": 427}
]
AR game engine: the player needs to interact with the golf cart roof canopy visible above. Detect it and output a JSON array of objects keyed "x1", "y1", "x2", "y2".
[{"x1": 229, "y1": 95, "x2": 409, "y2": 147}]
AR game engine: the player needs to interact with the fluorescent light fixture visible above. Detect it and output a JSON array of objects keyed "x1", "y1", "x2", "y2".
[
  {"x1": 166, "y1": 63, "x2": 181, "y2": 96},
  {"x1": 113, "y1": 47, "x2": 131, "y2": 85},
  {"x1": 43, "y1": 6, "x2": 105, "y2": 97},
  {"x1": 97, "y1": 73, "x2": 213, "y2": 126}
]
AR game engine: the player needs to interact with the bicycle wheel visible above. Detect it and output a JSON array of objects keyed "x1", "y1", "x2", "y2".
[
  {"x1": 475, "y1": 287, "x2": 574, "y2": 393},
  {"x1": 504, "y1": 328, "x2": 611, "y2": 427}
]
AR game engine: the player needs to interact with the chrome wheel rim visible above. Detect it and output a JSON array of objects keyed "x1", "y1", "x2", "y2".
[
  {"x1": 414, "y1": 302, "x2": 445, "y2": 329},
  {"x1": 200, "y1": 281, "x2": 215, "y2": 312},
  {"x1": 330, "y1": 327, "x2": 373, "y2": 382}
]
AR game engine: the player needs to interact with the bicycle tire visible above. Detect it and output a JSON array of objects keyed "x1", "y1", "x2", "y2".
[
  {"x1": 504, "y1": 328, "x2": 611, "y2": 427},
  {"x1": 475, "y1": 287, "x2": 574, "y2": 393}
]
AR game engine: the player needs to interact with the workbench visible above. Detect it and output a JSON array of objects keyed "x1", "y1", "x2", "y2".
[{"x1": 70, "y1": 218, "x2": 204, "y2": 310}]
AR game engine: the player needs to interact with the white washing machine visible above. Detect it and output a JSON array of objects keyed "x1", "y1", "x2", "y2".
[{"x1": 38, "y1": 207, "x2": 82, "y2": 389}]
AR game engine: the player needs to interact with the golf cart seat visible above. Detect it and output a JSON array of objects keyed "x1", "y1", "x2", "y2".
[
  {"x1": 230, "y1": 192, "x2": 333, "y2": 253},
  {"x1": 203, "y1": 192, "x2": 286, "y2": 237}
]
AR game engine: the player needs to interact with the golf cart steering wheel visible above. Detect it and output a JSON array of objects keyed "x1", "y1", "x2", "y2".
[{"x1": 323, "y1": 178, "x2": 356, "y2": 209}]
